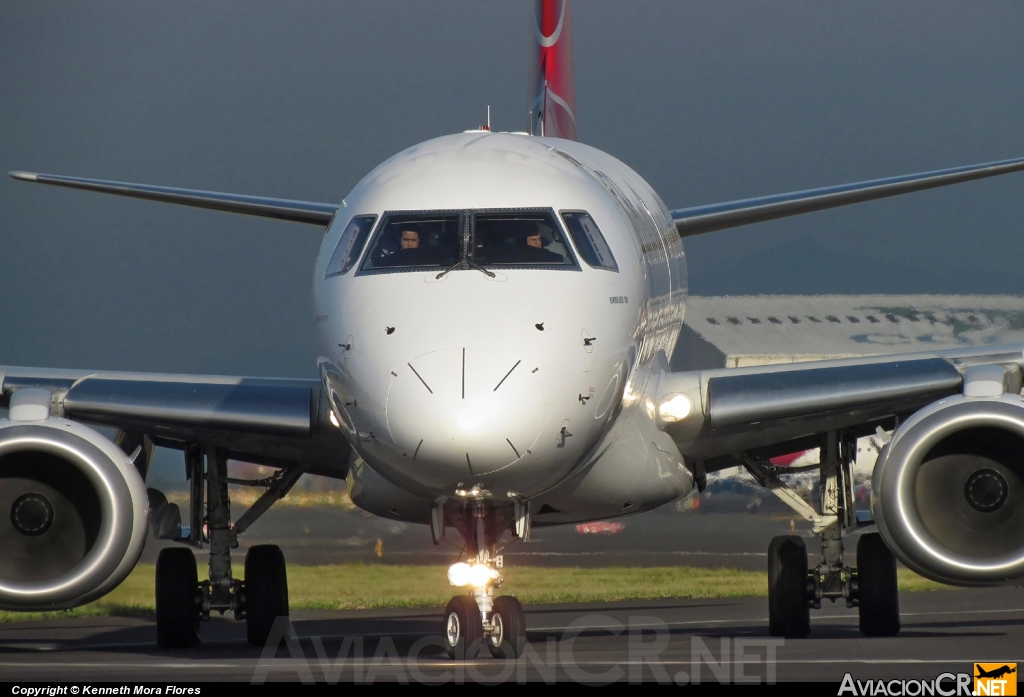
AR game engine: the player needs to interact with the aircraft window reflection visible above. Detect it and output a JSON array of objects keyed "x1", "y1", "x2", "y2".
[
  {"x1": 324, "y1": 215, "x2": 376, "y2": 278},
  {"x1": 360, "y1": 213, "x2": 461, "y2": 271},
  {"x1": 472, "y1": 211, "x2": 575, "y2": 267},
  {"x1": 561, "y1": 211, "x2": 618, "y2": 272}
]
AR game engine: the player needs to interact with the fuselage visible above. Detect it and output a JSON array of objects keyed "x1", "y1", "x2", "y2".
[{"x1": 314, "y1": 132, "x2": 691, "y2": 518}]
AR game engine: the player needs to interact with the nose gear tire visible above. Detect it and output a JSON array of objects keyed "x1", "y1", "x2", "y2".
[
  {"x1": 768, "y1": 535, "x2": 810, "y2": 638},
  {"x1": 155, "y1": 548, "x2": 200, "y2": 648},
  {"x1": 444, "y1": 595, "x2": 483, "y2": 659},
  {"x1": 488, "y1": 596, "x2": 526, "y2": 659},
  {"x1": 245, "y1": 545, "x2": 289, "y2": 647},
  {"x1": 857, "y1": 533, "x2": 901, "y2": 637}
]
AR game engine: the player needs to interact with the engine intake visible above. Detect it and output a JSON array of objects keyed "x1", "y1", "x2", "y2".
[
  {"x1": 872, "y1": 392, "x2": 1024, "y2": 586},
  {"x1": 0, "y1": 390, "x2": 148, "y2": 610}
]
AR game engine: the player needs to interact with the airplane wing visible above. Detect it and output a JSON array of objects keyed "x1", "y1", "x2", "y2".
[
  {"x1": 658, "y1": 343, "x2": 1023, "y2": 471},
  {"x1": 14, "y1": 155, "x2": 1024, "y2": 235},
  {"x1": 669, "y1": 156, "x2": 1024, "y2": 237},
  {"x1": 0, "y1": 366, "x2": 350, "y2": 478},
  {"x1": 8, "y1": 172, "x2": 338, "y2": 226}
]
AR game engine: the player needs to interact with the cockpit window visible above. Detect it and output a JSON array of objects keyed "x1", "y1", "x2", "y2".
[
  {"x1": 359, "y1": 213, "x2": 462, "y2": 272},
  {"x1": 472, "y1": 211, "x2": 575, "y2": 267},
  {"x1": 561, "y1": 211, "x2": 618, "y2": 272},
  {"x1": 324, "y1": 215, "x2": 376, "y2": 277},
  {"x1": 355, "y1": 208, "x2": 578, "y2": 275}
]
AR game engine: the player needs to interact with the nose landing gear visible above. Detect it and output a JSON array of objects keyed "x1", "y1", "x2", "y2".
[
  {"x1": 443, "y1": 595, "x2": 483, "y2": 659},
  {"x1": 440, "y1": 487, "x2": 528, "y2": 659},
  {"x1": 488, "y1": 595, "x2": 527, "y2": 658}
]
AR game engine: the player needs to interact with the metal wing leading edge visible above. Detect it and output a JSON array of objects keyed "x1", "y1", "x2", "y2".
[
  {"x1": 656, "y1": 344, "x2": 1024, "y2": 470},
  {"x1": 669, "y1": 156, "x2": 1024, "y2": 238},
  {"x1": 656, "y1": 342, "x2": 1024, "y2": 593},
  {"x1": 8, "y1": 172, "x2": 338, "y2": 226},
  {"x1": 0, "y1": 366, "x2": 350, "y2": 477}
]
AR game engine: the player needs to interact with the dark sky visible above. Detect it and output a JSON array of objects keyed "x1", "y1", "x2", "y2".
[{"x1": 3, "y1": 1, "x2": 1024, "y2": 380}]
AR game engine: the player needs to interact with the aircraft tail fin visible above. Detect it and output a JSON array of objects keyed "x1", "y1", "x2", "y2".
[{"x1": 528, "y1": 0, "x2": 577, "y2": 140}]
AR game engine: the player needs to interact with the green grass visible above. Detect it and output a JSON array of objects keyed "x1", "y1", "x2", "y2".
[
  {"x1": 895, "y1": 568, "x2": 950, "y2": 592},
  {"x1": 0, "y1": 563, "x2": 952, "y2": 622}
]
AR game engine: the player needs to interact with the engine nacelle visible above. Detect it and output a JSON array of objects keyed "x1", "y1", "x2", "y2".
[
  {"x1": 872, "y1": 391, "x2": 1024, "y2": 586},
  {"x1": 0, "y1": 389, "x2": 148, "y2": 610}
]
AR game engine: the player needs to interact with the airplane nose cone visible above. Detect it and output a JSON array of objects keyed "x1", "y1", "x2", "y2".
[{"x1": 386, "y1": 348, "x2": 544, "y2": 486}]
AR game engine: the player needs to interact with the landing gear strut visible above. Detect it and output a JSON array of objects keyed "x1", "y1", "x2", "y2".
[
  {"x1": 439, "y1": 486, "x2": 528, "y2": 659},
  {"x1": 744, "y1": 431, "x2": 900, "y2": 638},
  {"x1": 154, "y1": 445, "x2": 304, "y2": 649}
]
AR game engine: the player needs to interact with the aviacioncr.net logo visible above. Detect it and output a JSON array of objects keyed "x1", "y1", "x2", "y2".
[
  {"x1": 839, "y1": 672, "x2": 973, "y2": 696},
  {"x1": 974, "y1": 663, "x2": 1017, "y2": 696}
]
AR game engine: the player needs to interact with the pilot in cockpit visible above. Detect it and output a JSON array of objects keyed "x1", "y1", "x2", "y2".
[
  {"x1": 387, "y1": 223, "x2": 426, "y2": 263},
  {"x1": 371, "y1": 223, "x2": 422, "y2": 267},
  {"x1": 521, "y1": 223, "x2": 564, "y2": 263},
  {"x1": 399, "y1": 225, "x2": 421, "y2": 250}
]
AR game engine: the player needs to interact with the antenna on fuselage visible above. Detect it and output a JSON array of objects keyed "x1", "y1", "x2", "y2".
[{"x1": 487, "y1": 105, "x2": 491, "y2": 131}]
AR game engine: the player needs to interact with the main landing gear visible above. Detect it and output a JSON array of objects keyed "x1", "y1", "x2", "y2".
[
  {"x1": 744, "y1": 431, "x2": 900, "y2": 639},
  {"x1": 436, "y1": 486, "x2": 529, "y2": 659},
  {"x1": 153, "y1": 445, "x2": 305, "y2": 649}
]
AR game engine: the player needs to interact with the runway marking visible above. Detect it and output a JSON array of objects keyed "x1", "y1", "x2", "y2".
[
  {"x1": 0, "y1": 658, "x2": 1007, "y2": 671},
  {"x1": 895, "y1": 607, "x2": 1024, "y2": 618},
  {"x1": 1, "y1": 606, "x2": 1019, "y2": 655},
  {"x1": 0, "y1": 663, "x2": 246, "y2": 669},
  {"x1": 0, "y1": 632, "x2": 435, "y2": 652},
  {"x1": 531, "y1": 606, "x2": 1024, "y2": 632},
  {"x1": 512, "y1": 551, "x2": 767, "y2": 556}
]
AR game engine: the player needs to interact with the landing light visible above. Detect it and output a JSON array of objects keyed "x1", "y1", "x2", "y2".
[
  {"x1": 448, "y1": 562, "x2": 499, "y2": 588},
  {"x1": 329, "y1": 410, "x2": 340, "y2": 428},
  {"x1": 658, "y1": 393, "x2": 694, "y2": 422}
]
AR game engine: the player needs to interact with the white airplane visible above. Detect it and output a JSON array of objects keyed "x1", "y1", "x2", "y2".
[{"x1": 4, "y1": 0, "x2": 1024, "y2": 658}]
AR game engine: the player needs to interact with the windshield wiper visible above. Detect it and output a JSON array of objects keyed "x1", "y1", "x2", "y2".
[
  {"x1": 435, "y1": 259, "x2": 495, "y2": 279},
  {"x1": 435, "y1": 260, "x2": 461, "y2": 280},
  {"x1": 468, "y1": 259, "x2": 495, "y2": 278}
]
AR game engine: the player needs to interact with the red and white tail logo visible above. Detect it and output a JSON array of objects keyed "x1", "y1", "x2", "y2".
[{"x1": 529, "y1": 0, "x2": 577, "y2": 140}]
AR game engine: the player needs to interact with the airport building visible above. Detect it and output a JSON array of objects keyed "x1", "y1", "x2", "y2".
[
  {"x1": 672, "y1": 294, "x2": 1024, "y2": 370},
  {"x1": 673, "y1": 295, "x2": 1024, "y2": 478}
]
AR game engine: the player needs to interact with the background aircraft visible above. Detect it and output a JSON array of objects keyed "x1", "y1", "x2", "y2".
[{"x1": 2, "y1": 0, "x2": 1024, "y2": 659}]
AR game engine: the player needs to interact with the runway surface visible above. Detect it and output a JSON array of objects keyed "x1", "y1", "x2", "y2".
[{"x1": 1, "y1": 587, "x2": 1021, "y2": 683}]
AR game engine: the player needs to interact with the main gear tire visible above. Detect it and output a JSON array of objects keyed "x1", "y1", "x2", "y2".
[
  {"x1": 245, "y1": 544, "x2": 289, "y2": 647},
  {"x1": 768, "y1": 535, "x2": 811, "y2": 638},
  {"x1": 857, "y1": 533, "x2": 901, "y2": 637},
  {"x1": 155, "y1": 547, "x2": 200, "y2": 649}
]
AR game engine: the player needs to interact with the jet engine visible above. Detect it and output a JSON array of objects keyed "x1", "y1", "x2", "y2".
[
  {"x1": 0, "y1": 389, "x2": 148, "y2": 610},
  {"x1": 872, "y1": 381, "x2": 1024, "y2": 586}
]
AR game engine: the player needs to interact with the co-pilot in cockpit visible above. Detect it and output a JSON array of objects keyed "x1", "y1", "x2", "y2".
[{"x1": 473, "y1": 214, "x2": 569, "y2": 266}]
